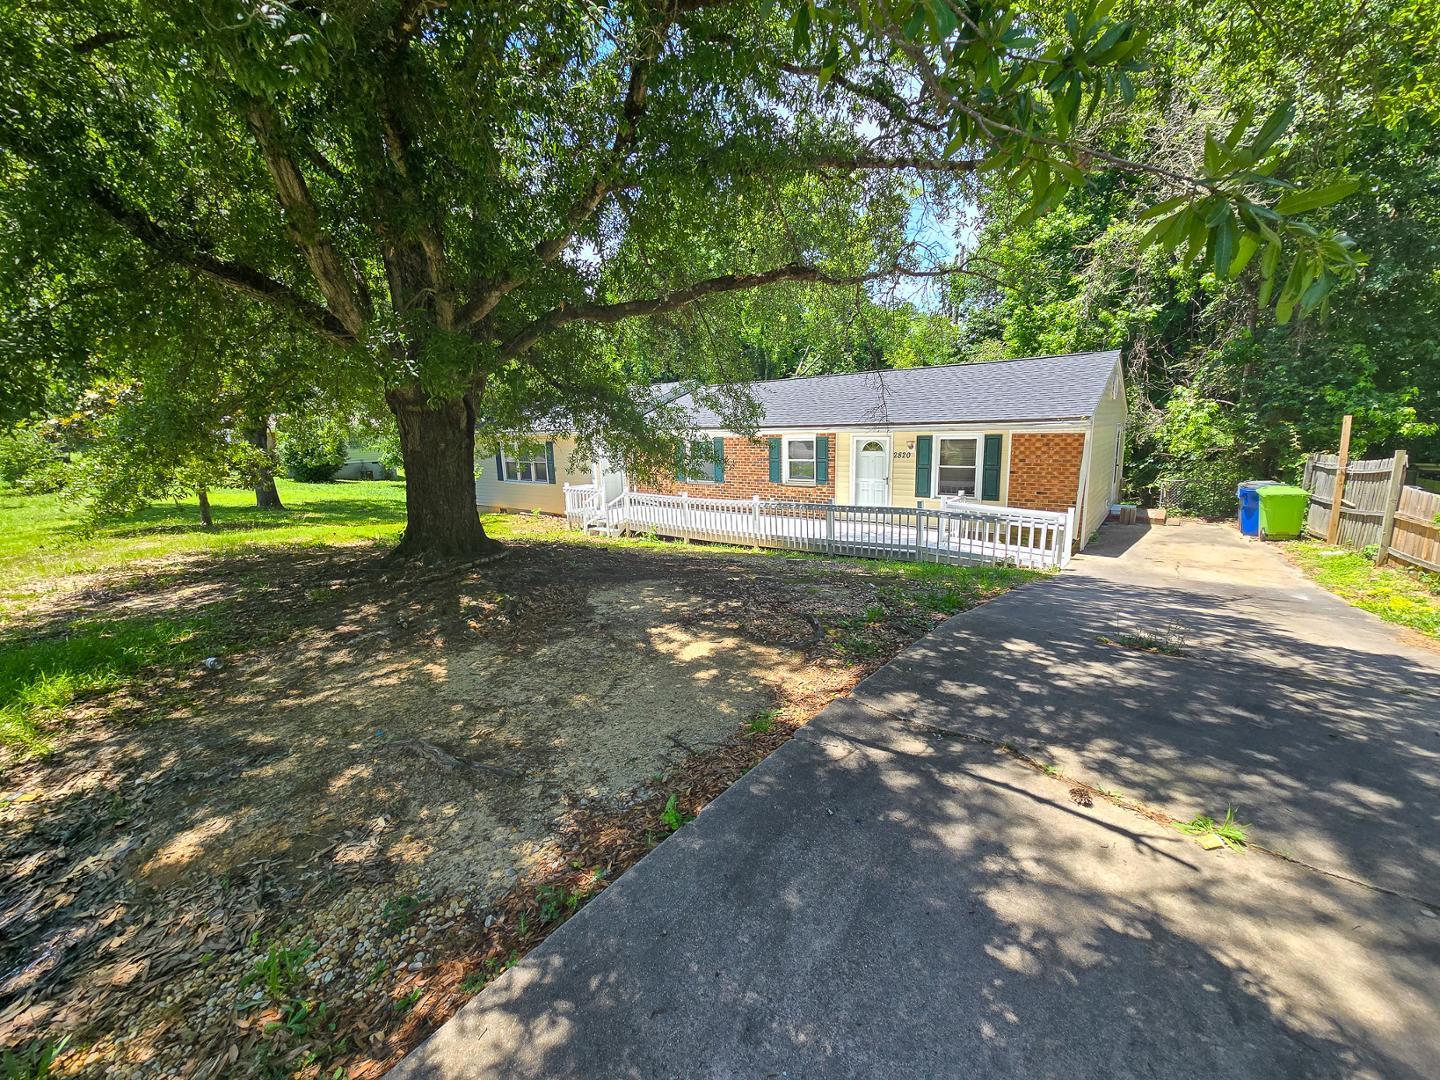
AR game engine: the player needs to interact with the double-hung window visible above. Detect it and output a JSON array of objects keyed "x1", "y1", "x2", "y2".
[
  {"x1": 784, "y1": 437, "x2": 816, "y2": 483},
  {"x1": 501, "y1": 446, "x2": 550, "y2": 483},
  {"x1": 935, "y1": 437, "x2": 978, "y2": 498},
  {"x1": 682, "y1": 439, "x2": 722, "y2": 483}
]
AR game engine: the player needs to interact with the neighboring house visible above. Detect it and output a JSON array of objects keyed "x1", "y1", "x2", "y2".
[
  {"x1": 335, "y1": 442, "x2": 397, "y2": 481},
  {"x1": 475, "y1": 350, "x2": 1127, "y2": 546}
]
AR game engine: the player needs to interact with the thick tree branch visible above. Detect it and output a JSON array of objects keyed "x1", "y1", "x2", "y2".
[
  {"x1": 243, "y1": 100, "x2": 372, "y2": 336},
  {"x1": 499, "y1": 262, "x2": 955, "y2": 359},
  {"x1": 84, "y1": 182, "x2": 355, "y2": 346},
  {"x1": 457, "y1": 17, "x2": 663, "y2": 327},
  {"x1": 779, "y1": 62, "x2": 946, "y2": 135},
  {"x1": 73, "y1": 30, "x2": 135, "y2": 55},
  {"x1": 382, "y1": 0, "x2": 441, "y2": 60}
]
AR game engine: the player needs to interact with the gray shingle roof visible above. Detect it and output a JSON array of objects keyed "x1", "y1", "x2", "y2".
[{"x1": 668, "y1": 350, "x2": 1120, "y2": 429}]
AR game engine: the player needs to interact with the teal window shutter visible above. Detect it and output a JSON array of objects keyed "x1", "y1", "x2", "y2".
[
  {"x1": 981, "y1": 434, "x2": 1002, "y2": 500},
  {"x1": 914, "y1": 436, "x2": 933, "y2": 498},
  {"x1": 495, "y1": 451, "x2": 505, "y2": 480},
  {"x1": 676, "y1": 444, "x2": 686, "y2": 481},
  {"x1": 815, "y1": 436, "x2": 829, "y2": 483},
  {"x1": 545, "y1": 441, "x2": 557, "y2": 484},
  {"x1": 768, "y1": 437, "x2": 781, "y2": 482},
  {"x1": 712, "y1": 436, "x2": 725, "y2": 482}
]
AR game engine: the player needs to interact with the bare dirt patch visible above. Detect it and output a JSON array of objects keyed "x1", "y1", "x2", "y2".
[{"x1": 0, "y1": 523, "x2": 1030, "y2": 1077}]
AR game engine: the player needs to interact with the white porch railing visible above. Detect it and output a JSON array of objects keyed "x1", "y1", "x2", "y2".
[
  {"x1": 563, "y1": 483, "x2": 602, "y2": 528},
  {"x1": 564, "y1": 485, "x2": 1074, "y2": 569}
]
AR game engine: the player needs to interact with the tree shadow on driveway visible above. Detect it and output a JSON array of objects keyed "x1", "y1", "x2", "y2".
[{"x1": 389, "y1": 715, "x2": 1440, "y2": 1079}]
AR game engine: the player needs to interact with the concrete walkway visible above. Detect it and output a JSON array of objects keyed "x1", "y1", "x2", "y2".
[{"x1": 389, "y1": 525, "x2": 1440, "y2": 1079}]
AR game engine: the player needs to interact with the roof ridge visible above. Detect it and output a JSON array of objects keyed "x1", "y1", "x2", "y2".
[{"x1": 666, "y1": 349, "x2": 1119, "y2": 393}]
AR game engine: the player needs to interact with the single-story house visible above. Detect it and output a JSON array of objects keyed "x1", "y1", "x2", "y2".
[
  {"x1": 335, "y1": 442, "x2": 397, "y2": 481},
  {"x1": 475, "y1": 349, "x2": 1126, "y2": 547}
]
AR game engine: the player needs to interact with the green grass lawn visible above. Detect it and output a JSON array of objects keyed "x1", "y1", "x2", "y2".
[
  {"x1": 1285, "y1": 541, "x2": 1440, "y2": 638},
  {"x1": 0, "y1": 480, "x2": 1041, "y2": 756},
  {"x1": 0, "y1": 480, "x2": 410, "y2": 604}
]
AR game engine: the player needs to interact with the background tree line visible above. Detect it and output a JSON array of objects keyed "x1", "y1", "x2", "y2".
[{"x1": 631, "y1": 0, "x2": 1438, "y2": 516}]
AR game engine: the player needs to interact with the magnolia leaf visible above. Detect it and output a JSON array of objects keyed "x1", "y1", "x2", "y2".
[
  {"x1": 1274, "y1": 177, "x2": 1361, "y2": 215},
  {"x1": 1250, "y1": 101, "x2": 1295, "y2": 157},
  {"x1": 1228, "y1": 231, "x2": 1260, "y2": 276},
  {"x1": 1211, "y1": 213, "x2": 1238, "y2": 278}
]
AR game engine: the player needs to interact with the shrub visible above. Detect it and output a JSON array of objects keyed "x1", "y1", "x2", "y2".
[
  {"x1": 278, "y1": 416, "x2": 349, "y2": 482},
  {"x1": 0, "y1": 427, "x2": 65, "y2": 491}
]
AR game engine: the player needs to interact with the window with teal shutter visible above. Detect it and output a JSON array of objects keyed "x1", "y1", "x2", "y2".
[
  {"x1": 815, "y1": 436, "x2": 829, "y2": 483},
  {"x1": 768, "y1": 437, "x2": 781, "y2": 482},
  {"x1": 712, "y1": 436, "x2": 725, "y2": 482},
  {"x1": 545, "y1": 441, "x2": 556, "y2": 484},
  {"x1": 981, "y1": 434, "x2": 1002, "y2": 500},
  {"x1": 914, "y1": 436, "x2": 933, "y2": 498}
]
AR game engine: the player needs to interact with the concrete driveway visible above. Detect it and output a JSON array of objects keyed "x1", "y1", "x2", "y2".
[{"x1": 389, "y1": 524, "x2": 1440, "y2": 1079}]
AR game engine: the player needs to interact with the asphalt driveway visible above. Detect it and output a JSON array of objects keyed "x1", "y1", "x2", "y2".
[{"x1": 389, "y1": 524, "x2": 1440, "y2": 1079}]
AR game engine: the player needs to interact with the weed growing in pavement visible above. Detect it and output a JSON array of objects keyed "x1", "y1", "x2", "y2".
[
  {"x1": 1179, "y1": 807, "x2": 1250, "y2": 851},
  {"x1": 1099, "y1": 624, "x2": 1190, "y2": 656}
]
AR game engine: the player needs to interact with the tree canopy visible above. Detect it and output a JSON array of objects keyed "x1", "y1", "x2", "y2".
[
  {"x1": 944, "y1": 0, "x2": 1438, "y2": 513},
  {"x1": 0, "y1": 0, "x2": 1367, "y2": 552}
]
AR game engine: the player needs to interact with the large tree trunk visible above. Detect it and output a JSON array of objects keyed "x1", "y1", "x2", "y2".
[
  {"x1": 387, "y1": 384, "x2": 499, "y2": 560},
  {"x1": 247, "y1": 423, "x2": 284, "y2": 510},
  {"x1": 197, "y1": 486, "x2": 213, "y2": 528}
]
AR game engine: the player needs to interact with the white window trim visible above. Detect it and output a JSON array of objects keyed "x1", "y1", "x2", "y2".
[
  {"x1": 782, "y1": 434, "x2": 818, "y2": 486},
  {"x1": 849, "y1": 434, "x2": 891, "y2": 504},
  {"x1": 499, "y1": 446, "x2": 551, "y2": 484},
  {"x1": 681, "y1": 439, "x2": 722, "y2": 484},
  {"x1": 933, "y1": 435, "x2": 981, "y2": 500}
]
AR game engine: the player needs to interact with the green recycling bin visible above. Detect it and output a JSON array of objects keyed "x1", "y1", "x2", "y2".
[{"x1": 1255, "y1": 484, "x2": 1309, "y2": 540}]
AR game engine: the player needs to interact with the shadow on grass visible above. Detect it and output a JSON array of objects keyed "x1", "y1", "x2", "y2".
[
  {"x1": 97, "y1": 495, "x2": 409, "y2": 539},
  {"x1": 0, "y1": 615, "x2": 218, "y2": 755}
]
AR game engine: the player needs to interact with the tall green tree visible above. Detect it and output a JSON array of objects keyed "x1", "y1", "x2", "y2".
[
  {"x1": 0, "y1": 0, "x2": 1360, "y2": 556},
  {"x1": 946, "y1": 0, "x2": 1438, "y2": 510}
]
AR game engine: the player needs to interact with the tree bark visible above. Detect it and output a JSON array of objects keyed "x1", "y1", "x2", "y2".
[
  {"x1": 248, "y1": 424, "x2": 284, "y2": 510},
  {"x1": 387, "y1": 384, "x2": 498, "y2": 560},
  {"x1": 197, "y1": 486, "x2": 213, "y2": 528}
]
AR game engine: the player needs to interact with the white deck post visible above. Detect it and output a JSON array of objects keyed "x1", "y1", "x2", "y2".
[
  {"x1": 751, "y1": 495, "x2": 761, "y2": 544},
  {"x1": 914, "y1": 508, "x2": 925, "y2": 562},
  {"x1": 825, "y1": 504, "x2": 835, "y2": 554},
  {"x1": 1062, "y1": 507, "x2": 1076, "y2": 566},
  {"x1": 681, "y1": 492, "x2": 692, "y2": 542}
]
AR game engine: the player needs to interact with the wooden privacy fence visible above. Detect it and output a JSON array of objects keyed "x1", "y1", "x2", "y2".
[
  {"x1": 1302, "y1": 453, "x2": 1401, "y2": 548},
  {"x1": 1387, "y1": 485, "x2": 1440, "y2": 574},
  {"x1": 1301, "y1": 451, "x2": 1440, "y2": 572}
]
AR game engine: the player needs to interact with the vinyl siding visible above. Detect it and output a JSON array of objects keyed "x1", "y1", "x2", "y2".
[
  {"x1": 833, "y1": 428, "x2": 1024, "y2": 509},
  {"x1": 474, "y1": 437, "x2": 590, "y2": 514},
  {"x1": 1081, "y1": 360, "x2": 1128, "y2": 540}
]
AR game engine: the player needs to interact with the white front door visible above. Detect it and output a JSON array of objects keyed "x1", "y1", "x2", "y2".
[{"x1": 854, "y1": 438, "x2": 890, "y2": 506}]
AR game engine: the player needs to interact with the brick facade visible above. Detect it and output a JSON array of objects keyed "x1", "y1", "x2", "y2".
[
  {"x1": 1007, "y1": 432, "x2": 1085, "y2": 514},
  {"x1": 635, "y1": 434, "x2": 837, "y2": 504}
]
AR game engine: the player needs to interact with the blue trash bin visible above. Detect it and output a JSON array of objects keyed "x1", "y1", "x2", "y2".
[{"x1": 1236, "y1": 480, "x2": 1281, "y2": 536}]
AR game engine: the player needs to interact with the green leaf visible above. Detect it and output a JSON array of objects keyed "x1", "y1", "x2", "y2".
[
  {"x1": 1224, "y1": 104, "x2": 1254, "y2": 150},
  {"x1": 1228, "y1": 231, "x2": 1260, "y2": 276},
  {"x1": 1274, "y1": 177, "x2": 1361, "y2": 215},
  {"x1": 1204, "y1": 133, "x2": 1225, "y2": 175},
  {"x1": 1250, "y1": 101, "x2": 1295, "y2": 157},
  {"x1": 791, "y1": 2, "x2": 812, "y2": 52},
  {"x1": 1211, "y1": 212, "x2": 1238, "y2": 279}
]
